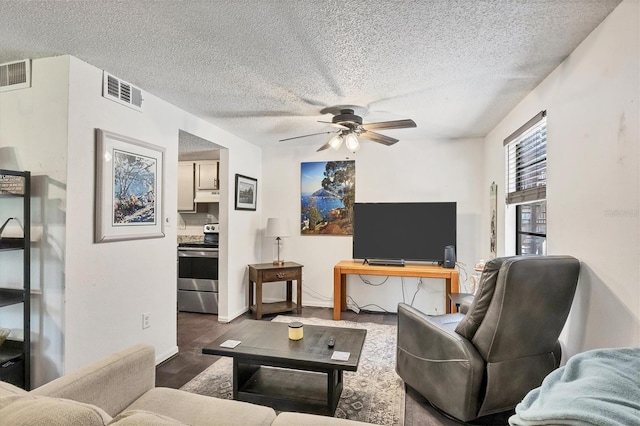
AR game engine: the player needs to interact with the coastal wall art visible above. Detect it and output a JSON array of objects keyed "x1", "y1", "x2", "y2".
[{"x1": 300, "y1": 161, "x2": 355, "y2": 235}]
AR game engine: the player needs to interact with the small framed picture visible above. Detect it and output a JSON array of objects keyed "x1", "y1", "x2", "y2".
[
  {"x1": 95, "y1": 129, "x2": 165, "y2": 242},
  {"x1": 234, "y1": 174, "x2": 257, "y2": 211}
]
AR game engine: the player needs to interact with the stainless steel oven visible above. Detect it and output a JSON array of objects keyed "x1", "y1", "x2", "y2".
[{"x1": 177, "y1": 224, "x2": 219, "y2": 314}]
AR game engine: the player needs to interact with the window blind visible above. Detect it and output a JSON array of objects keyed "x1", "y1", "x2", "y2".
[{"x1": 504, "y1": 111, "x2": 547, "y2": 205}]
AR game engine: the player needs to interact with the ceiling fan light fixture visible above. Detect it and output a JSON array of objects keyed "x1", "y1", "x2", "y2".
[
  {"x1": 281, "y1": 106, "x2": 415, "y2": 152},
  {"x1": 328, "y1": 134, "x2": 343, "y2": 150},
  {"x1": 345, "y1": 133, "x2": 360, "y2": 152}
]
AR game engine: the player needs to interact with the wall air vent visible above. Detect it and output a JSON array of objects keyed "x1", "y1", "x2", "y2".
[
  {"x1": 102, "y1": 72, "x2": 143, "y2": 111},
  {"x1": 0, "y1": 59, "x2": 31, "y2": 92}
]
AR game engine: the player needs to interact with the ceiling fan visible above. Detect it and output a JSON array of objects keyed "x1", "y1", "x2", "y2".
[{"x1": 279, "y1": 108, "x2": 417, "y2": 152}]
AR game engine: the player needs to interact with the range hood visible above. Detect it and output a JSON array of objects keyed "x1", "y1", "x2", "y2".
[{"x1": 194, "y1": 189, "x2": 220, "y2": 203}]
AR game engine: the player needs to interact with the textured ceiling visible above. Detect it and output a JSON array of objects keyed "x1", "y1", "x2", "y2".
[{"x1": 0, "y1": 0, "x2": 622, "y2": 149}]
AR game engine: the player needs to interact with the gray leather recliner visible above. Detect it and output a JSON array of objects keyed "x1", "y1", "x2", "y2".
[{"x1": 396, "y1": 255, "x2": 580, "y2": 422}]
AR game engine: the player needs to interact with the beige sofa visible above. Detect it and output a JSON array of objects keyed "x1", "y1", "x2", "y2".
[{"x1": 0, "y1": 344, "x2": 368, "y2": 425}]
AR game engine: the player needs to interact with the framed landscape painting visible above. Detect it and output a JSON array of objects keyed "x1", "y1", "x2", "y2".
[
  {"x1": 235, "y1": 174, "x2": 257, "y2": 210},
  {"x1": 95, "y1": 129, "x2": 165, "y2": 242},
  {"x1": 300, "y1": 161, "x2": 355, "y2": 235}
]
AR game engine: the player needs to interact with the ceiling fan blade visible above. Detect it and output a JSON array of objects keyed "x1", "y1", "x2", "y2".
[
  {"x1": 359, "y1": 131, "x2": 399, "y2": 146},
  {"x1": 317, "y1": 121, "x2": 349, "y2": 129},
  {"x1": 279, "y1": 131, "x2": 335, "y2": 142},
  {"x1": 316, "y1": 142, "x2": 332, "y2": 152},
  {"x1": 361, "y1": 119, "x2": 417, "y2": 131}
]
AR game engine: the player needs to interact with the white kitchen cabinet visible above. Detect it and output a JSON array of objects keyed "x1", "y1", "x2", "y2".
[
  {"x1": 196, "y1": 161, "x2": 219, "y2": 191},
  {"x1": 178, "y1": 162, "x2": 195, "y2": 212},
  {"x1": 178, "y1": 161, "x2": 220, "y2": 211}
]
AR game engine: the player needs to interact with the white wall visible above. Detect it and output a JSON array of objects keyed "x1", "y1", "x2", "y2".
[
  {"x1": 0, "y1": 54, "x2": 264, "y2": 384},
  {"x1": 260, "y1": 137, "x2": 484, "y2": 315},
  {"x1": 483, "y1": 0, "x2": 640, "y2": 358},
  {"x1": 65, "y1": 57, "x2": 181, "y2": 370},
  {"x1": 0, "y1": 56, "x2": 70, "y2": 387},
  {"x1": 64, "y1": 56, "x2": 263, "y2": 371}
]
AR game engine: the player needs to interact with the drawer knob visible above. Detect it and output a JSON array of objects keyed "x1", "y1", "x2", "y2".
[{"x1": 276, "y1": 272, "x2": 286, "y2": 279}]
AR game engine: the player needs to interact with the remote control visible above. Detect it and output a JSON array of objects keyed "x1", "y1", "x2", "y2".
[{"x1": 328, "y1": 337, "x2": 335, "y2": 348}]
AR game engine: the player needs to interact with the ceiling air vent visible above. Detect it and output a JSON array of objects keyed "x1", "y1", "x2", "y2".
[
  {"x1": 0, "y1": 59, "x2": 31, "y2": 92},
  {"x1": 102, "y1": 72, "x2": 143, "y2": 111}
]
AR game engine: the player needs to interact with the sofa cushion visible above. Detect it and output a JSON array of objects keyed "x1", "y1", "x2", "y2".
[
  {"x1": 0, "y1": 380, "x2": 28, "y2": 397},
  {"x1": 32, "y1": 344, "x2": 155, "y2": 418},
  {"x1": 0, "y1": 394, "x2": 112, "y2": 425},
  {"x1": 109, "y1": 409, "x2": 186, "y2": 425},
  {"x1": 455, "y1": 257, "x2": 507, "y2": 339},
  {"x1": 125, "y1": 387, "x2": 276, "y2": 426}
]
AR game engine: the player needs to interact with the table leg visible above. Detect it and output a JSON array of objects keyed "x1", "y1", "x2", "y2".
[
  {"x1": 286, "y1": 280, "x2": 292, "y2": 303},
  {"x1": 232, "y1": 358, "x2": 239, "y2": 400},
  {"x1": 327, "y1": 369, "x2": 343, "y2": 415},
  {"x1": 340, "y1": 275, "x2": 347, "y2": 312},
  {"x1": 248, "y1": 279, "x2": 254, "y2": 311},
  {"x1": 234, "y1": 360, "x2": 259, "y2": 401},
  {"x1": 446, "y1": 272, "x2": 460, "y2": 313},
  {"x1": 296, "y1": 277, "x2": 302, "y2": 314},
  {"x1": 445, "y1": 278, "x2": 452, "y2": 314},
  {"x1": 256, "y1": 280, "x2": 263, "y2": 319},
  {"x1": 333, "y1": 266, "x2": 342, "y2": 320}
]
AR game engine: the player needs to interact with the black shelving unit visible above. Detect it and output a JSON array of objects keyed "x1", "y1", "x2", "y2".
[{"x1": 0, "y1": 169, "x2": 30, "y2": 390}]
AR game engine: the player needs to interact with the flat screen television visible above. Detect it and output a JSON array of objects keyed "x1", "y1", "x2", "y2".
[{"x1": 352, "y1": 202, "x2": 456, "y2": 263}]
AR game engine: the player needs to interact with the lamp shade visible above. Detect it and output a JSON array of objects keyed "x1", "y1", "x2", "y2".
[
  {"x1": 344, "y1": 133, "x2": 360, "y2": 152},
  {"x1": 0, "y1": 147, "x2": 21, "y2": 170},
  {"x1": 265, "y1": 218, "x2": 291, "y2": 238},
  {"x1": 328, "y1": 135, "x2": 343, "y2": 150}
]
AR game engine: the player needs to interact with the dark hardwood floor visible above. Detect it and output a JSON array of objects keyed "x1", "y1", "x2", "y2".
[{"x1": 156, "y1": 308, "x2": 510, "y2": 426}]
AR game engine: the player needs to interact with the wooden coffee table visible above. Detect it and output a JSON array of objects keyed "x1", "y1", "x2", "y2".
[{"x1": 202, "y1": 320, "x2": 366, "y2": 415}]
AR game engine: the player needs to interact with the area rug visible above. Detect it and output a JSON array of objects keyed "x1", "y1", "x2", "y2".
[{"x1": 180, "y1": 316, "x2": 405, "y2": 426}]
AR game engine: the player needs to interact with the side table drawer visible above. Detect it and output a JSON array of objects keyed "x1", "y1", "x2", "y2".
[{"x1": 262, "y1": 269, "x2": 299, "y2": 282}]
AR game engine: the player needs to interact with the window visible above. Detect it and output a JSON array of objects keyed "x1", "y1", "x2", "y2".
[
  {"x1": 505, "y1": 111, "x2": 547, "y2": 255},
  {"x1": 516, "y1": 201, "x2": 546, "y2": 255}
]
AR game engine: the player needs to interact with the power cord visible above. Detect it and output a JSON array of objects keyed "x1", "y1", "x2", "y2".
[
  {"x1": 302, "y1": 283, "x2": 332, "y2": 302},
  {"x1": 357, "y1": 275, "x2": 390, "y2": 286},
  {"x1": 401, "y1": 276, "x2": 406, "y2": 303},
  {"x1": 346, "y1": 295, "x2": 391, "y2": 314},
  {"x1": 455, "y1": 261, "x2": 470, "y2": 293},
  {"x1": 410, "y1": 278, "x2": 422, "y2": 306}
]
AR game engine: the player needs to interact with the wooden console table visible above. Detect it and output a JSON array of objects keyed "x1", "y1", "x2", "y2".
[
  {"x1": 248, "y1": 262, "x2": 303, "y2": 319},
  {"x1": 333, "y1": 260, "x2": 459, "y2": 320}
]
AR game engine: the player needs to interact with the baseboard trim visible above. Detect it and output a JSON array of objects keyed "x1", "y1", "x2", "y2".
[
  {"x1": 156, "y1": 345, "x2": 178, "y2": 365},
  {"x1": 299, "y1": 300, "x2": 333, "y2": 308}
]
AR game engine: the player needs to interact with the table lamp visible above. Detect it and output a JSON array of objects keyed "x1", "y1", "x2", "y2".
[
  {"x1": 265, "y1": 218, "x2": 290, "y2": 266},
  {"x1": 0, "y1": 147, "x2": 22, "y2": 170}
]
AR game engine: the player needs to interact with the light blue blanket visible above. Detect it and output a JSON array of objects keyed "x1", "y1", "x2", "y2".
[{"x1": 509, "y1": 347, "x2": 640, "y2": 426}]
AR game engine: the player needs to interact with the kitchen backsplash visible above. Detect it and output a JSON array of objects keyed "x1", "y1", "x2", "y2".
[
  {"x1": 177, "y1": 234, "x2": 205, "y2": 244},
  {"x1": 177, "y1": 204, "x2": 219, "y2": 236}
]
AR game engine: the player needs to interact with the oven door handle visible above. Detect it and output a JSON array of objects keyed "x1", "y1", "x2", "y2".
[{"x1": 178, "y1": 250, "x2": 219, "y2": 258}]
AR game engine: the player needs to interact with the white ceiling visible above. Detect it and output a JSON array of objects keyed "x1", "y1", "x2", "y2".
[{"x1": 0, "y1": 0, "x2": 622, "y2": 149}]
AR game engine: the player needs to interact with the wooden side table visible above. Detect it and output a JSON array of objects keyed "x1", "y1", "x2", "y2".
[
  {"x1": 248, "y1": 262, "x2": 303, "y2": 319},
  {"x1": 333, "y1": 260, "x2": 459, "y2": 320}
]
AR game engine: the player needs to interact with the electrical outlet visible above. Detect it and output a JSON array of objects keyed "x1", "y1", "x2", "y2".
[{"x1": 142, "y1": 313, "x2": 150, "y2": 329}]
